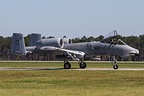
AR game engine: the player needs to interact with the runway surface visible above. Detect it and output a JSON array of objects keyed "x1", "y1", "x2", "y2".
[{"x1": 1, "y1": 68, "x2": 144, "y2": 71}]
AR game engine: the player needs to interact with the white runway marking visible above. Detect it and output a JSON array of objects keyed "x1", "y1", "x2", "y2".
[
  {"x1": 1, "y1": 68, "x2": 144, "y2": 71},
  {"x1": 70, "y1": 68, "x2": 144, "y2": 71}
]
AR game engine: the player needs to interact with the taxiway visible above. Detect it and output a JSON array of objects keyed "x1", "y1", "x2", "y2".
[{"x1": 0, "y1": 68, "x2": 144, "y2": 71}]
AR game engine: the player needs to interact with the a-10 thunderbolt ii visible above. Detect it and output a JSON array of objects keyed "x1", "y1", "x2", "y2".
[{"x1": 11, "y1": 30, "x2": 139, "y2": 69}]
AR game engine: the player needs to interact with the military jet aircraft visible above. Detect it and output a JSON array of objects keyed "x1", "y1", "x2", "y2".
[{"x1": 11, "y1": 30, "x2": 139, "y2": 69}]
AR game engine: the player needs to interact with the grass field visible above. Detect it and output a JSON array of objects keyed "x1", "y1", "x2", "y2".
[{"x1": 0, "y1": 61, "x2": 144, "y2": 96}]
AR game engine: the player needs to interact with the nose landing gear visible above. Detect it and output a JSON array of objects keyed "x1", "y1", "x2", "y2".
[
  {"x1": 113, "y1": 64, "x2": 118, "y2": 69},
  {"x1": 111, "y1": 56, "x2": 119, "y2": 70}
]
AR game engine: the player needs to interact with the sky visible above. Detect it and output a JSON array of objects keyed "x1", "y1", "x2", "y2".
[{"x1": 0, "y1": 0, "x2": 144, "y2": 38}]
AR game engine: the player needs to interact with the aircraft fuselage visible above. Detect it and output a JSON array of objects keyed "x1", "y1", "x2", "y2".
[{"x1": 63, "y1": 41, "x2": 139, "y2": 57}]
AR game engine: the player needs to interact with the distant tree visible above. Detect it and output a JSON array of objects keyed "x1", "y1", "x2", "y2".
[
  {"x1": 0, "y1": 36, "x2": 4, "y2": 48},
  {"x1": 72, "y1": 37, "x2": 81, "y2": 43},
  {"x1": 81, "y1": 36, "x2": 87, "y2": 42},
  {"x1": 47, "y1": 36, "x2": 55, "y2": 38},
  {"x1": 94, "y1": 35, "x2": 104, "y2": 41},
  {"x1": 0, "y1": 33, "x2": 144, "y2": 60},
  {"x1": 4, "y1": 37, "x2": 11, "y2": 49},
  {"x1": 87, "y1": 36, "x2": 95, "y2": 42},
  {"x1": 124, "y1": 36, "x2": 139, "y2": 48},
  {"x1": 139, "y1": 35, "x2": 144, "y2": 58},
  {"x1": 139, "y1": 35, "x2": 144, "y2": 47},
  {"x1": 63, "y1": 35, "x2": 67, "y2": 38},
  {"x1": 24, "y1": 34, "x2": 31, "y2": 46}
]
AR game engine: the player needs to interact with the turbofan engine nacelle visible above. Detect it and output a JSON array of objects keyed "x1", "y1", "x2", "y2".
[
  {"x1": 36, "y1": 38, "x2": 64, "y2": 49},
  {"x1": 62, "y1": 38, "x2": 72, "y2": 44}
]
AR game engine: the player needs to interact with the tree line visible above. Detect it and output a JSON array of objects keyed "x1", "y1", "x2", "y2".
[{"x1": 0, "y1": 34, "x2": 144, "y2": 60}]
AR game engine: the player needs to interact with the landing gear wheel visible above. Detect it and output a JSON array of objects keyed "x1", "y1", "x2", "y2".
[
  {"x1": 113, "y1": 64, "x2": 118, "y2": 69},
  {"x1": 79, "y1": 62, "x2": 87, "y2": 69},
  {"x1": 64, "y1": 62, "x2": 71, "y2": 69}
]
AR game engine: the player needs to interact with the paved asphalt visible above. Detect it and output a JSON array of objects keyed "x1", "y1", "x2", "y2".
[{"x1": 0, "y1": 68, "x2": 144, "y2": 71}]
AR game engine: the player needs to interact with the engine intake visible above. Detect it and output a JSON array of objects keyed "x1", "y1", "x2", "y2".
[{"x1": 62, "y1": 37, "x2": 72, "y2": 44}]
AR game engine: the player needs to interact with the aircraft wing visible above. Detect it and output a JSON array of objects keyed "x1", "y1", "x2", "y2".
[{"x1": 40, "y1": 46, "x2": 85, "y2": 58}]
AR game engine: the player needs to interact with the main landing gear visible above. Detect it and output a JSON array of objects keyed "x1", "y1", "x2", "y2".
[
  {"x1": 64, "y1": 61, "x2": 71, "y2": 69},
  {"x1": 111, "y1": 56, "x2": 119, "y2": 69},
  {"x1": 64, "y1": 60, "x2": 87, "y2": 69}
]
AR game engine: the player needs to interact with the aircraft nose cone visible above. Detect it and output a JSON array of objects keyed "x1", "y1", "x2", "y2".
[
  {"x1": 130, "y1": 49, "x2": 139, "y2": 55},
  {"x1": 135, "y1": 49, "x2": 139, "y2": 54}
]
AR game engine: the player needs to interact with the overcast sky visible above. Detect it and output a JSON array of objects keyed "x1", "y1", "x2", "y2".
[{"x1": 0, "y1": 0, "x2": 144, "y2": 38}]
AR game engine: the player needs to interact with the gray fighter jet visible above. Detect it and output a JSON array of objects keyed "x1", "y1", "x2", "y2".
[{"x1": 11, "y1": 31, "x2": 139, "y2": 69}]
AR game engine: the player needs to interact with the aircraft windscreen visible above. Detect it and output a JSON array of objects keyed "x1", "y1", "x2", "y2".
[{"x1": 117, "y1": 39, "x2": 127, "y2": 45}]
